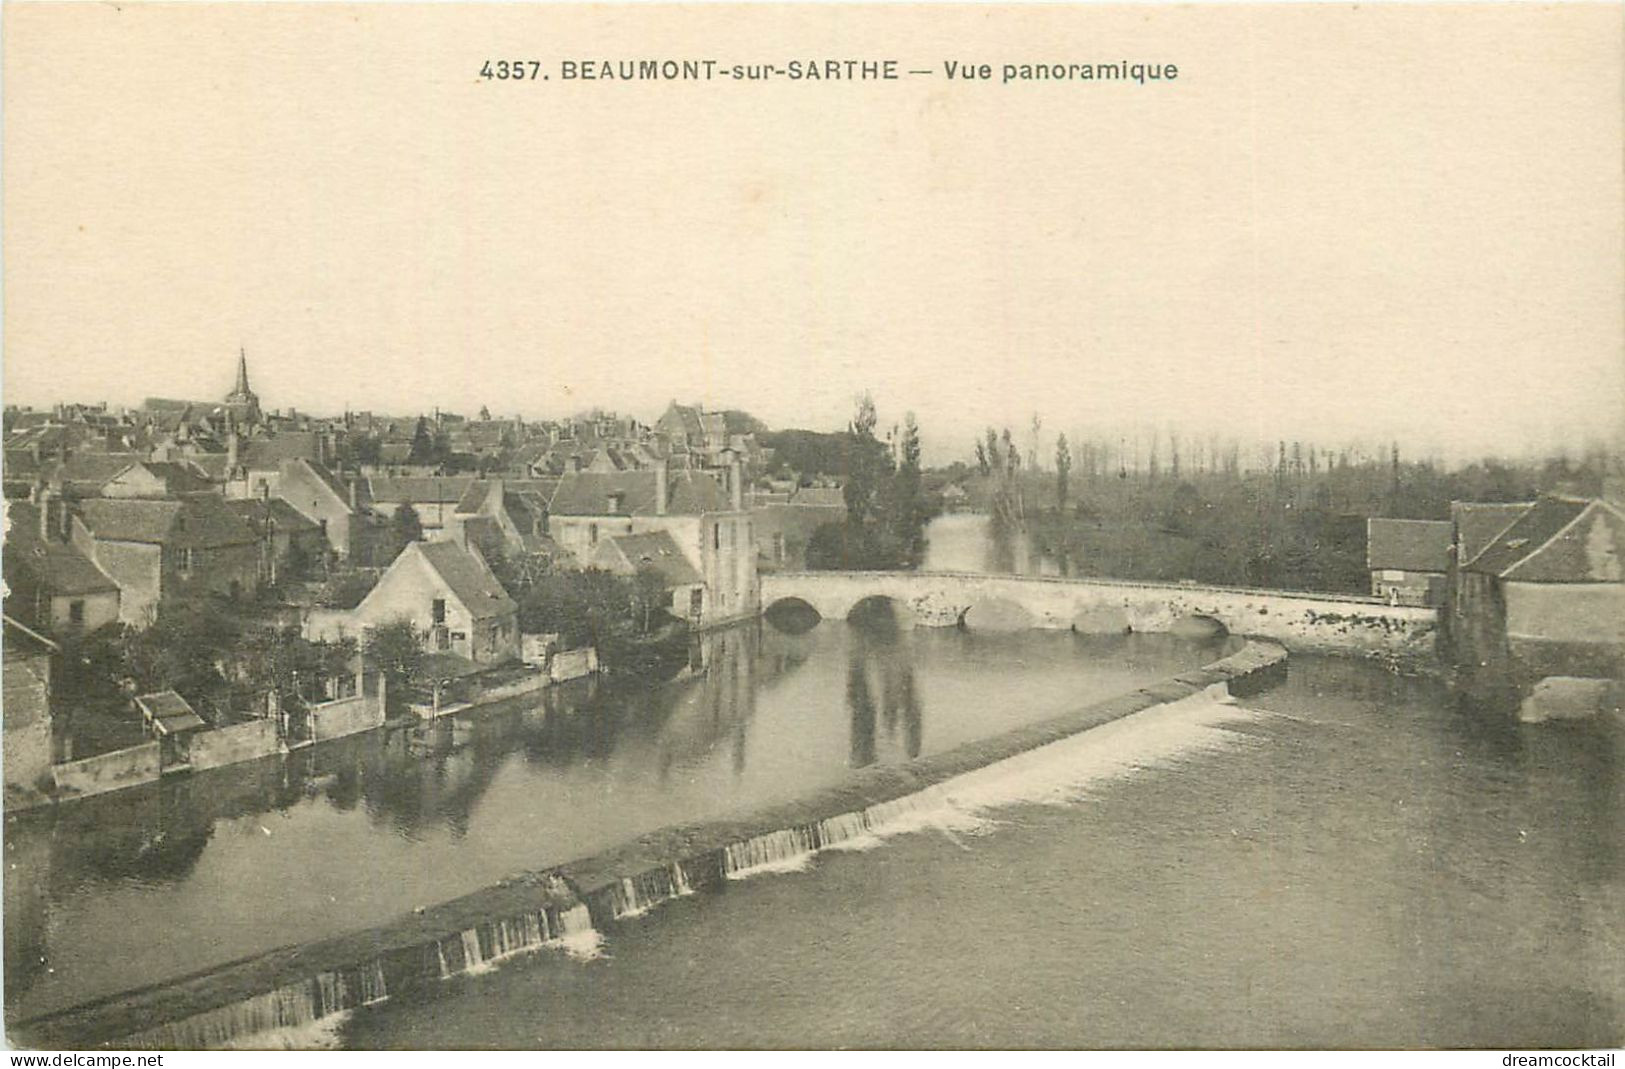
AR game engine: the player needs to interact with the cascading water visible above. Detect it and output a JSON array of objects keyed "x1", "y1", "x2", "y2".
[
  {"x1": 609, "y1": 862, "x2": 701, "y2": 918},
  {"x1": 722, "y1": 825, "x2": 819, "y2": 877},
  {"x1": 125, "y1": 961, "x2": 387, "y2": 1051}
]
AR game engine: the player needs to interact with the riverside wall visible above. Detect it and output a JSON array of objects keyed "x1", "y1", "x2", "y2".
[{"x1": 13, "y1": 640, "x2": 1288, "y2": 1050}]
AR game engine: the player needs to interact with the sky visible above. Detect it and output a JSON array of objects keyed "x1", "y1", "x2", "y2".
[{"x1": 4, "y1": 3, "x2": 1622, "y2": 466}]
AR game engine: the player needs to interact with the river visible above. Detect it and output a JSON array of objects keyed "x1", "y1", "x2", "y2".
[
  {"x1": 4, "y1": 618, "x2": 1224, "y2": 1023},
  {"x1": 7, "y1": 515, "x2": 1621, "y2": 1047},
  {"x1": 340, "y1": 654, "x2": 1624, "y2": 1049}
]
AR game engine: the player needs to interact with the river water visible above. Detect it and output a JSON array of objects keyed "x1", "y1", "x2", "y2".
[
  {"x1": 340, "y1": 655, "x2": 1624, "y2": 1049},
  {"x1": 4, "y1": 619, "x2": 1223, "y2": 1023},
  {"x1": 7, "y1": 515, "x2": 1621, "y2": 1046}
]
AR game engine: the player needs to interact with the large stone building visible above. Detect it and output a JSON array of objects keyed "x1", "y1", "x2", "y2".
[
  {"x1": 548, "y1": 460, "x2": 758, "y2": 627},
  {"x1": 1452, "y1": 494, "x2": 1625, "y2": 685},
  {"x1": 70, "y1": 495, "x2": 260, "y2": 625}
]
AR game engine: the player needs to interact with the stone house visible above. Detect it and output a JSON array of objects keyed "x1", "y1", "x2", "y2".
[
  {"x1": 270, "y1": 458, "x2": 366, "y2": 560},
  {"x1": 3, "y1": 616, "x2": 57, "y2": 805},
  {"x1": 305, "y1": 540, "x2": 519, "y2": 666},
  {"x1": 225, "y1": 496, "x2": 327, "y2": 586},
  {"x1": 366, "y1": 475, "x2": 478, "y2": 536},
  {"x1": 590, "y1": 529, "x2": 705, "y2": 620},
  {"x1": 548, "y1": 461, "x2": 758, "y2": 628},
  {"x1": 70, "y1": 494, "x2": 259, "y2": 626},
  {"x1": 1454, "y1": 494, "x2": 1625, "y2": 682},
  {"x1": 3, "y1": 496, "x2": 122, "y2": 636}
]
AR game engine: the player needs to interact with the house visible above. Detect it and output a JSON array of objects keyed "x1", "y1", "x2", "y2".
[
  {"x1": 548, "y1": 459, "x2": 758, "y2": 627},
  {"x1": 71, "y1": 494, "x2": 259, "y2": 625},
  {"x1": 366, "y1": 475, "x2": 478, "y2": 535},
  {"x1": 3, "y1": 616, "x2": 57, "y2": 805},
  {"x1": 591, "y1": 529, "x2": 705, "y2": 620},
  {"x1": 1366, "y1": 518, "x2": 1454, "y2": 606},
  {"x1": 751, "y1": 490, "x2": 848, "y2": 572},
  {"x1": 272, "y1": 458, "x2": 366, "y2": 560},
  {"x1": 101, "y1": 460, "x2": 217, "y2": 499},
  {"x1": 443, "y1": 478, "x2": 557, "y2": 559},
  {"x1": 221, "y1": 431, "x2": 329, "y2": 497},
  {"x1": 1454, "y1": 494, "x2": 1625, "y2": 682},
  {"x1": 305, "y1": 540, "x2": 519, "y2": 666},
  {"x1": 3, "y1": 496, "x2": 121, "y2": 636},
  {"x1": 1451, "y1": 501, "x2": 1534, "y2": 564},
  {"x1": 226, "y1": 496, "x2": 327, "y2": 586}
]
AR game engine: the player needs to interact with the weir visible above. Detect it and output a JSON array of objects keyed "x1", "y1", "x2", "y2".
[{"x1": 14, "y1": 641, "x2": 1288, "y2": 1051}]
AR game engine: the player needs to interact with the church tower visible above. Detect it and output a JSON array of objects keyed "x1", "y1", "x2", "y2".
[{"x1": 225, "y1": 347, "x2": 261, "y2": 425}]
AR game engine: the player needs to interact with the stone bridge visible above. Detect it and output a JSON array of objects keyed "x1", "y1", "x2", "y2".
[{"x1": 761, "y1": 570, "x2": 1437, "y2": 660}]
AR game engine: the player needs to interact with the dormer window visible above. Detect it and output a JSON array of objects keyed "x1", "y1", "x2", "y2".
[{"x1": 607, "y1": 491, "x2": 626, "y2": 513}]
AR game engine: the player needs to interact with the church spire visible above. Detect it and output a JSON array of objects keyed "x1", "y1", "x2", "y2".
[
  {"x1": 226, "y1": 345, "x2": 261, "y2": 425},
  {"x1": 233, "y1": 346, "x2": 251, "y2": 398}
]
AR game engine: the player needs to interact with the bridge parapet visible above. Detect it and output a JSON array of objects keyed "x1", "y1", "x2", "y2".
[{"x1": 761, "y1": 570, "x2": 1436, "y2": 661}]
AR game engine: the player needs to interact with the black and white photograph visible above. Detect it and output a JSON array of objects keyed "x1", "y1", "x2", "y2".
[{"x1": 1, "y1": 0, "x2": 1621, "y2": 1054}]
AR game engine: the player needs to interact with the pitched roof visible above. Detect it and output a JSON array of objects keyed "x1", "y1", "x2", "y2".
[
  {"x1": 1366, "y1": 518, "x2": 1454, "y2": 573},
  {"x1": 226, "y1": 496, "x2": 322, "y2": 532},
  {"x1": 135, "y1": 690, "x2": 208, "y2": 735},
  {"x1": 1451, "y1": 501, "x2": 1533, "y2": 564},
  {"x1": 550, "y1": 471, "x2": 661, "y2": 516},
  {"x1": 414, "y1": 540, "x2": 516, "y2": 619},
  {"x1": 3, "y1": 502, "x2": 121, "y2": 596},
  {"x1": 1464, "y1": 496, "x2": 1592, "y2": 577},
  {"x1": 1500, "y1": 499, "x2": 1625, "y2": 583},
  {"x1": 79, "y1": 495, "x2": 256, "y2": 548},
  {"x1": 367, "y1": 475, "x2": 477, "y2": 505},
  {"x1": 668, "y1": 470, "x2": 730, "y2": 514},
  {"x1": 106, "y1": 460, "x2": 216, "y2": 496},
  {"x1": 596, "y1": 530, "x2": 702, "y2": 586},
  {"x1": 241, "y1": 432, "x2": 322, "y2": 470}
]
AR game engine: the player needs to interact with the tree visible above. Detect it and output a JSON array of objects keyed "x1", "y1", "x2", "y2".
[
  {"x1": 390, "y1": 502, "x2": 423, "y2": 554},
  {"x1": 408, "y1": 417, "x2": 437, "y2": 466},
  {"x1": 364, "y1": 618, "x2": 424, "y2": 702},
  {"x1": 842, "y1": 392, "x2": 890, "y2": 528},
  {"x1": 889, "y1": 413, "x2": 927, "y2": 565},
  {"x1": 1055, "y1": 433, "x2": 1072, "y2": 510},
  {"x1": 629, "y1": 566, "x2": 670, "y2": 635}
]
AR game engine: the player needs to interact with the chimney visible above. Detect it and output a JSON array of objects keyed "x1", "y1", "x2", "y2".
[
  {"x1": 38, "y1": 487, "x2": 54, "y2": 541},
  {"x1": 227, "y1": 429, "x2": 240, "y2": 473},
  {"x1": 348, "y1": 478, "x2": 359, "y2": 511},
  {"x1": 654, "y1": 458, "x2": 668, "y2": 515},
  {"x1": 729, "y1": 457, "x2": 744, "y2": 511}
]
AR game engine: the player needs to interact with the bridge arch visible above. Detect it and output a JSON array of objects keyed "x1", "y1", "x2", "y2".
[
  {"x1": 961, "y1": 596, "x2": 1035, "y2": 632},
  {"x1": 764, "y1": 597, "x2": 822, "y2": 634},
  {"x1": 847, "y1": 594, "x2": 911, "y2": 631},
  {"x1": 1170, "y1": 614, "x2": 1229, "y2": 641}
]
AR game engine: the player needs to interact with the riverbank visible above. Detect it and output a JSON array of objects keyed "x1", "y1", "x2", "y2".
[{"x1": 11, "y1": 640, "x2": 1288, "y2": 1050}]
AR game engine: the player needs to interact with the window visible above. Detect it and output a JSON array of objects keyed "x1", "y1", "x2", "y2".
[
  {"x1": 690, "y1": 587, "x2": 704, "y2": 617},
  {"x1": 589, "y1": 523, "x2": 599, "y2": 546},
  {"x1": 432, "y1": 598, "x2": 446, "y2": 624},
  {"x1": 174, "y1": 547, "x2": 194, "y2": 576},
  {"x1": 713, "y1": 524, "x2": 720, "y2": 550},
  {"x1": 68, "y1": 600, "x2": 85, "y2": 625}
]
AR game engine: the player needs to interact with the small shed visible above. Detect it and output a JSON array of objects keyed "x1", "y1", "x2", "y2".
[
  {"x1": 134, "y1": 690, "x2": 207, "y2": 773},
  {"x1": 135, "y1": 690, "x2": 208, "y2": 737}
]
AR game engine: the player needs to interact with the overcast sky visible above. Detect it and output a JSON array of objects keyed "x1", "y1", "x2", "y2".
[{"x1": 4, "y1": 3, "x2": 1621, "y2": 465}]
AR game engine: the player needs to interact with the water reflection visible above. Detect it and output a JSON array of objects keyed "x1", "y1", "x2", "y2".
[
  {"x1": 6, "y1": 623, "x2": 1219, "y2": 1022},
  {"x1": 846, "y1": 612, "x2": 922, "y2": 767}
]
